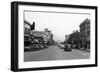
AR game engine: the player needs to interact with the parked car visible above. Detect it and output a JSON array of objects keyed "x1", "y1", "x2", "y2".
[
  {"x1": 31, "y1": 44, "x2": 44, "y2": 50},
  {"x1": 72, "y1": 44, "x2": 79, "y2": 49},
  {"x1": 58, "y1": 44, "x2": 65, "y2": 49},
  {"x1": 24, "y1": 46, "x2": 31, "y2": 52}
]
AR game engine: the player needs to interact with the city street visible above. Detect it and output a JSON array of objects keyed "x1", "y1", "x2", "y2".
[{"x1": 24, "y1": 46, "x2": 90, "y2": 62}]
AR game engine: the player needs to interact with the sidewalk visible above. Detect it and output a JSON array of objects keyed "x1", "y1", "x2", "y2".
[
  {"x1": 74, "y1": 48, "x2": 90, "y2": 52},
  {"x1": 85, "y1": 49, "x2": 90, "y2": 52}
]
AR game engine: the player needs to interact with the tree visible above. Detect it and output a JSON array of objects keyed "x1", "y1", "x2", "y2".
[{"x1": 67, "y1": 31, "x2": 85, "y2": 47}]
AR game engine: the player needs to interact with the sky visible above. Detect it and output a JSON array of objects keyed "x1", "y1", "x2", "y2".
[{"x1": 24, "y1": 11, "x2": 90, "y2": 42}]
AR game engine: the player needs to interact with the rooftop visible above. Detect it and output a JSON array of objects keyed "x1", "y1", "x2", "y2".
[{"x1": 79, "y1": 18, "x2": 90, "y2": 27}]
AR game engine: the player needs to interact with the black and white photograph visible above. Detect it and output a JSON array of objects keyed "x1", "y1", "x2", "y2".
[
  {"x1": 11, "y1": 1, "x2": 97, "y2": 71},
  {"x1": 24, "y1": 11, "x2": 91, "y2": 62}
]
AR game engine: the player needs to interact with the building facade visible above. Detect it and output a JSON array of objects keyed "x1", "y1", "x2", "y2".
[
  {"x1": 65, "y1": 35, "x2": 69, "y2": 43},
  {"x1": 30, "y1": 28, "x2": 53, "y2": 45},
  {"x1": 24, "y1": 20, "x2": 54, "y2": 51},
  {"x1": 24, "y1": 20, "x2": 32, "y2": 50},
  {"x1": 24, "y1": 20, "x2": 31, "y2": 35},
  {"x1": 79, "y1": 18, "x2": 90, "y2": 49}
]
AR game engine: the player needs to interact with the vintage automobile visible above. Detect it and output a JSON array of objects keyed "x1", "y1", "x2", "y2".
[
  {"x1": 64, "y1": 44, "x2": 72, "y2": 52},
  {"x1": 58, "y1": 44, "x2": 65, "y2": 49}
]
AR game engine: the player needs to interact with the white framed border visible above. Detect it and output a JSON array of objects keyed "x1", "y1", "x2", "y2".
[{"x1": 18, "y1": 4, "x2": 96, "y2": 69}]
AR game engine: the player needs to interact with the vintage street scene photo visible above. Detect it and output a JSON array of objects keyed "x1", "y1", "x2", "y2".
[{"x1": 24, "y1": 10, "x2": 90, "y2": 62}]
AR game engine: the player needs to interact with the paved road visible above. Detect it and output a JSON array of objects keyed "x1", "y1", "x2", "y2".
[{"x1": 24, "y1": 46, "x2": 90, "y2": 62}]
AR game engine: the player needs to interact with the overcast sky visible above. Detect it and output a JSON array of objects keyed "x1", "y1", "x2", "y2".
[{"x1": 24, "y1": 11, "x2": 90, "y2": 42}]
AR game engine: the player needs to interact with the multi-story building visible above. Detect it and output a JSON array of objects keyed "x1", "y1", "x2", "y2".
[
  {"x1": 24, "y1": 20, "x2": 31, "y2": 35},
  {"x1": 64, "y1": 35, "x2": 69, "y2": 43},
  {"x1": 79, "y1": 18, "x2": 90, "y2": 49},
  {"x1": 30, "y1": 28, "x2": 53, "y2": 45},
  {"x1": 24, "y1": 20, "x2": 54, "y2": 51},
  {"x1": 24, "y1": 20, "x2": 31, "y2": 51},
  {"x1": 30, "y1": 30, "x2": 44, "y2": 37},
  {"x1": 44, "y1": 29, "x2": 52, "y2": 41}
]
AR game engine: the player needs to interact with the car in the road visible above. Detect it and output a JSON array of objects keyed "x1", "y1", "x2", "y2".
[
  {"x1": 24, "y1": 46, "x2": 31, "y2": 52},
  {"x1": 64, "y1": 44, "x2": 72, "y2": 52},
  {"x1": 71, "y1": 44, "x2": 80, "y2": 49},
  {"x1": 58, "y1": 44, "x2": 65, "y2": 49}
]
